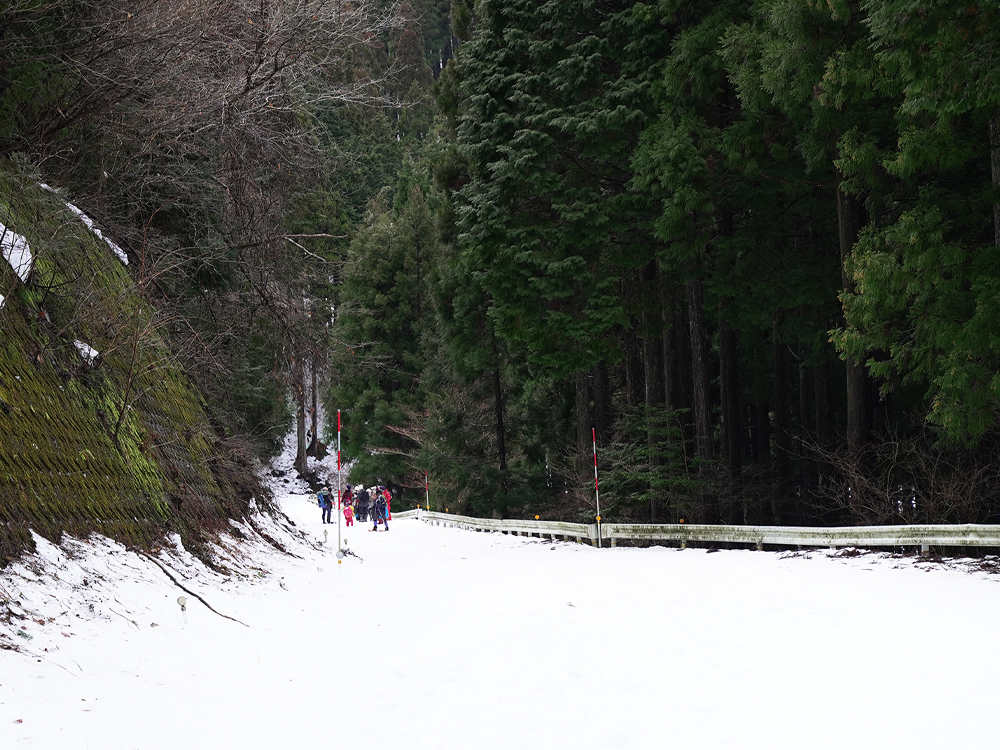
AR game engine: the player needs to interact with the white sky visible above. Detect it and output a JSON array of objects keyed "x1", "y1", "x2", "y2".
[{"x1": 3, "y1": 452, "x2": 1000, "y2": 748}]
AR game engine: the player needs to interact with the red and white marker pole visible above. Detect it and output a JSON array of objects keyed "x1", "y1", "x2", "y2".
[
  {"x1": 337, "y1": 409, "x2": 342, "y2": 558},
  {"x1": 425, "y1": 470, "x2": 430, "y2": 511},
  {"x1": 593, "y1": 427, "x2": 602, "y2": 548}
]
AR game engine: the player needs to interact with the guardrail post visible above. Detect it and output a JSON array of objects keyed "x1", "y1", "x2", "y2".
[
  {"x1": 681, "y1": 538, "x2": 687, "y2": 549},
  {"x1": 756, "y1": 540, "x2": 763, "y2": 551},
  {"x1": 610, "y1": 536, "x2": 616, "y2": 548},
  {"x1": 920, "y1": 543, "x2": 930, "y2": 555}
]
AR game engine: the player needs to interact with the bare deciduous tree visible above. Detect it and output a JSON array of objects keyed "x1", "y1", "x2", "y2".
[{"x1": 2, "y1": 0, "x2": 408, "y2": 458}]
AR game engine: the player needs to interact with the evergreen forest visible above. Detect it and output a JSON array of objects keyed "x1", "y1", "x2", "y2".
[{"x1": 3, "y1": 0, "x2": 1000, "y2": 532}]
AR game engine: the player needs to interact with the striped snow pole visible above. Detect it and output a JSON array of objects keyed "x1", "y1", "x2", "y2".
[{"x1": 337, "y1": 409, "x2": 342, "y2": 556}]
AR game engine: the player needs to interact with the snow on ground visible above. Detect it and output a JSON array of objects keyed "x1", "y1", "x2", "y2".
[
  {"x1": 39, "y1": 184, "x2": 128, "y2": 266},
  {"x1": 1, "y1": 220, "x2": 33, "y2": 284},
  {"x1": 3, "y1": 472, "x2": 1000, "y2": 748},
  {"x1": 72, "y1": 340, "x2": 99, "y2": 366}
]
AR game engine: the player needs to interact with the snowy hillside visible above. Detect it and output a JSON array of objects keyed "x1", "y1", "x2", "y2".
[{"x1": 3, "y1": 456, "x2": 1000, "y2": 748}]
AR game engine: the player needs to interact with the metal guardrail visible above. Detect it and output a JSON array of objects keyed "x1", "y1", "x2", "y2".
[
  {"x1": 601, "y1": 522, "x2": 1000, "y2": 550},
  {"x1": 396, "y1": 509, "x2": 1000, "y2": 551},
  {"x1": 402, "y1": 509, "x2": 598, "y2": 543}
]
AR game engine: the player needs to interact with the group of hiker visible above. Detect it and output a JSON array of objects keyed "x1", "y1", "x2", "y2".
[{"x1": 316, "y1": 482, "x2": 391, "y2": 531}]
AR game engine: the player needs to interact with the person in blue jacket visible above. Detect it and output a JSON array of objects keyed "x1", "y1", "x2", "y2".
[{"x1": 318, "y1": 486, "x2": 333, "y2": 524}]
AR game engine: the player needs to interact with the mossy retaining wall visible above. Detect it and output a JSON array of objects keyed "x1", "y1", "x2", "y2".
[{"x1": 0, "y1": 161, "x2": 262, "y2": 567}]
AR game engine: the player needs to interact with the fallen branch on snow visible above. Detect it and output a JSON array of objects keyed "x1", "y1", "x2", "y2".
[{"x1": 139, "y1": 553, "x2": 249, "y2": 628}]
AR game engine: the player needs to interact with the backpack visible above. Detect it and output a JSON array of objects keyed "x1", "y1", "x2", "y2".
[{"x1": 375, "y1": 496, "x2": 387, "y2": 517}]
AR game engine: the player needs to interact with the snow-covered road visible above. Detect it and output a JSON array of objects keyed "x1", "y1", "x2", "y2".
[{"x1": 3, "y1": 486, "x2": 999, "y2": 749}]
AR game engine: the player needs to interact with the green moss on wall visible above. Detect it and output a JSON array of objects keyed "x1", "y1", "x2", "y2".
[{"x1": 0, "y1": 159, "x2": 263, "y2": 567}]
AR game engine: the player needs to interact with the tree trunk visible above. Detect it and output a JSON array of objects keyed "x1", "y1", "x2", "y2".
[
  {"x1": 308, "y1": 357, "x2": 319, "y2": 455},
  {"x1": 624, "y1": 323, "x2": 644, "y2": 409},
  {"x1": 493, "y1": 366, "x2": 508, "y2": 491},
  {"x1": 772, "y1": 314, "x2": 791, "y2": 523},
  {"x1": 991, "y1": 109, "x2": 1000, "y2": 247},
  {"x1": 293, "y1": 357, "x2": 308, "y2": 475},
  {"x1": 815, "y1": 354, "x2": 831, "y2": 444},
  {"x1": 642, "y1": 321, "x2": 664, "y2": 411},
  {"x1": 688, "y1": 277, "x2": 715, "y2": 522},
  {"x1": 643, "y1": 331, "x2": 664, "y2": 522},
  {"x1": 799, "y1": 343, "x2": 817, "y2": 491},
  {"x1": 753, "y1": 398, "x2": 770, "y2": 465},
  {"x1": 719, "y1": 309, "x2": 741, "y2": 478},
  {"x1": 575, "y1": 370, "x2": 591, "y2": 471},
  {"x1": 688, "y1": 278, "x2": 711, "y2": 463},
  {"x1": 491, "y1": 336, "x2": 508, "y2": 497},
  {"x1": 719, "y1": 308, "x2": 741, "y2": 523},
  {"x1": 493, "y1": 371, "x2": 506, "y2": 475},
  {"x1": 592, "y1": 361, "x2": 612, "y2": 447},
  {"x1": 661, "y1": 290, "x2": 674, "y2": 412},
  {"x1": 643, "y1": 263, "x2": 664, "y2": 521},
  {"x1": 837, "y1": 181, "x2": 868, "y2": 450}
]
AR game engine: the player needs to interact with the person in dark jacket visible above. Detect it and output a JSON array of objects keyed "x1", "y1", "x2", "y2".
[
  {"x1": 373, "y1": 492, "x2": 388, "y2": 531},
  {"x1": 355, "y1": 486, "x2": 371, "y2": 524}
]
